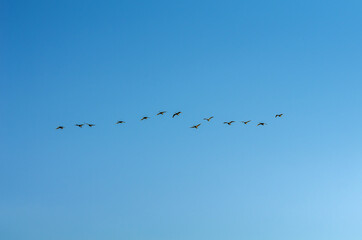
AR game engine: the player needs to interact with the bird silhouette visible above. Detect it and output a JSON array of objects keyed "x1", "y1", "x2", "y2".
[
  {"x1": 204, "y1": 116, "x2": 214, "y2": 121},
  {"x1": 86, "y1": 123, "x2": 95, "y2": 127},
  {"x1": 275, "y1": 114, "x2": 283, "y2": 118},
  {"x1": 172, "y1": 112, "x2": 182, "y2": 118},
  {"x1": 116, "y1": 121, "x2": 125, "y2": 124},
  {"x1": 190, "y1": 124, "x2": 201, "y2": 129},
  {"x1": 157, "y1": 111, "x2": 166, "y2": 115},
  {"x1": 242, "y1": 120, "x2": 251, "y2": 125},
  {"x1": 224, "y1": 121, "x2": 235, "y2": 125},
  {"x1": 257, "y1": 122, "x2": 267, "y2": 126},
  {"x1": 75, "y1": 124, "x2": 84, "y2": 128},
  {"x1": 141, "y1": 117, "x2": 149, "y2": 121},
  {"x1": 56, "y1": 126, "x2": 64, "y2": 130}
]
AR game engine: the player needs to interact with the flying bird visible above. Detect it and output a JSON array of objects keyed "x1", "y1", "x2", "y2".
[
  {"x1": 190, "y1": 124, "x2": 201, "y2": 129},
  {"x1": 275, "y1": 114, "x2": 283, "y2": 118},
  {"x1": 257, "y1": 122, "x2": 267, "y2": 126},
  {"x1": 56, "y1": 126, "x2": 64, "y2": 130},
  {"x1": 86, "y1": 123, "x2": 95, "y2": 127},
  {"x1": 224, "y1": 121, "x2": 235, "y2": 125},
  {"x1": 242, "y1": 120, "x2": 251, "y2": 125},
  {"x1": 157, "y1": 111, "x2": 166, "y2": 115},
  {"x1": 204, "y1": 116, "x2": 214, "y2": 121},
  {"x1": 141, "y1": 117, "x2": 149, "y2": 121},
  {"x1": 75, "y1": 124, "x2": 84, "y2": 128},
  {"x1": 172, "y1": 112, "x2": 182, "y2": 118},
  {"x1": 116, "y1": 121, "x2": 125, "y2": 124}
]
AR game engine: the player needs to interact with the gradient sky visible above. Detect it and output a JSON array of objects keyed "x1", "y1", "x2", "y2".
[{"x1": 1, "y1": 0, "x2": 362, "y2": 239}]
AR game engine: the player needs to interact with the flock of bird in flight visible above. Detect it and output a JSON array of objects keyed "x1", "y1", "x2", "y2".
[{"x1": 56, "y1": 112, "x2": 284, "y2": 130}]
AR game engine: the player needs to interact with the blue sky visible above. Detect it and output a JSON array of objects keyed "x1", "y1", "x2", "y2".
[{"x1": 1, "y1": 0, "x2": 362, "y2": 239}]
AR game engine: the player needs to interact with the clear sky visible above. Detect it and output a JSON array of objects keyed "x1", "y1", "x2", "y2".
[{"x1": 1, "y1": 0, "x2": 362, "y2": 239}]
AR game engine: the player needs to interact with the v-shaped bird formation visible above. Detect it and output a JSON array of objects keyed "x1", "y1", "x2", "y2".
[{"x1": 56, "y1": 111, "x2": 284, "y2": 130}]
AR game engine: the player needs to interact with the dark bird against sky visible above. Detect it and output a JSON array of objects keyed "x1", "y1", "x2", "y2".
[
  {"x1": 157, "y1": 111, "x2": 166, "y2": 115},
  {"x1": 204, "y1": 116, "x2": 214, "y2": 121},
  {"x1": 190, "y1": 124, "x2": 201, "y2": 129},
  {"x1": 172, "y1": 112, "x2": 182, "y2": 118}
]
